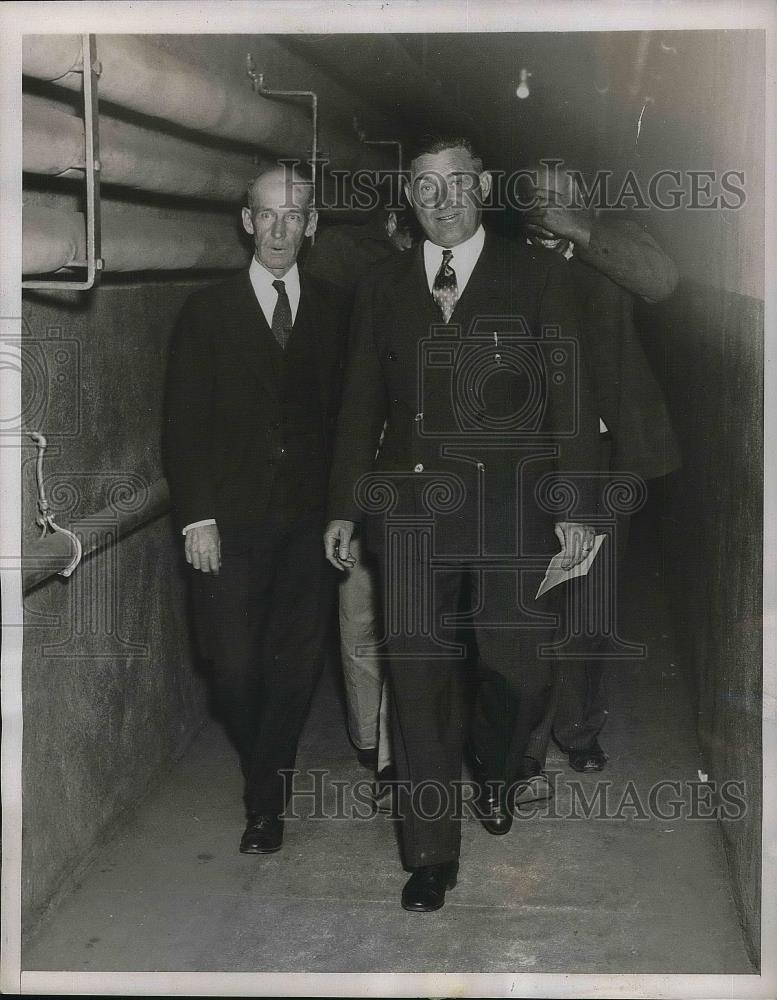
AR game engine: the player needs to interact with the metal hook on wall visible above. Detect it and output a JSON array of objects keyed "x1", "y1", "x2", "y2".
[{"x1": 30, "y1": 432, "x2": 83, "y2": 578}]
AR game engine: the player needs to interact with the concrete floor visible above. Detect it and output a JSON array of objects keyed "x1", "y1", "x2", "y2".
[{"x1": 23, "y1": 514, "x2": 754, "y2": 974}]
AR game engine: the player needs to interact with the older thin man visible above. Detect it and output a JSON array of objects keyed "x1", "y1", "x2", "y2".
[
  {"x1": 325, "y1": 136, "x2": 601, "y2": 911},
  {"x1": 164, "y1": 165, "x2": 348, "y2": 855}
]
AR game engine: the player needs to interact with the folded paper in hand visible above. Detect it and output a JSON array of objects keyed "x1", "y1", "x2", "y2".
[{"x1": 535, "y1": 534, "x2": 607, "y2": 599}]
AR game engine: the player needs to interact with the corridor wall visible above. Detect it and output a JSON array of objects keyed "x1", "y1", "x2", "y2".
[
  {"x1": 20, "y1": 277, "x2": 214, "y2": 932},
  {"x1": 633, "y1": 30, "x2": 764, "y2": 965}
]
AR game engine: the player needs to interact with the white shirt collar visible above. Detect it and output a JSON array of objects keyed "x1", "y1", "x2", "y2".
[
  {"x1": 423, "y1": 225, "x2": 486, "y2": 295},
  {"x1": 248, "y1": 257, "x2": 301, "y2": 327}
]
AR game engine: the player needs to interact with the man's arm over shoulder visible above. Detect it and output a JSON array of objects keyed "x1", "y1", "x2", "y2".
[
  {"x1": 327, "y1": 270, "x2": 389, "y2": 523},
  {"x1": 577, "y1": 214, "x2": 679, "y2": 303},
  {"x1": 163, "y1": 288, "x2": 218, "y2": 532}
]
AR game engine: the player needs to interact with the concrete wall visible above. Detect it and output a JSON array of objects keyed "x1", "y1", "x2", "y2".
[
  {"x1": 627, "y1": 30, "x2": 764, "y2": 964},
  {"x1": 639, "y1": 283, "x2": 763, "y2": 966},
  {"x1": 20, "y1": 277, "x2": 217, "y2": 932}
]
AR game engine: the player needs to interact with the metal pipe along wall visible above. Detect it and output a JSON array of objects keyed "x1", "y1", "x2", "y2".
[
  {"x1": 24, "y1": 94, "x2": 262, "y2": 202},
  {"x1": 23, "y1": 204, "x2": 250, "y2": 274},
  {"x1": 23, "y1": 34, "x2": 390, "y2": 172}
]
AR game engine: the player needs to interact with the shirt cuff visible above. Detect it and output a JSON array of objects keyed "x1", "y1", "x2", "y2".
[{"x1": 182, "y1": 518, "x2": 217, "y2": 536}]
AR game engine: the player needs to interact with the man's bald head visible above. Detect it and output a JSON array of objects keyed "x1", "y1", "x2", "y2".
[
  {"x1": 246, "y1": 164, "x2": 315, "y2": 214},
  {"x1": 242, "y1": 163, "x2": 317, "y2": 277}
]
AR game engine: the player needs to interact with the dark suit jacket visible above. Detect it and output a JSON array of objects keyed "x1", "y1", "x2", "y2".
[
  {"x1": 328, "y1": 231, "x2": 602, "y2": 550},
  {"x1": 164, "y1": 268, "x2": 349, "y2": 531},
  {"x1": 304, "y1": 217, "x2": 400, "y2": 294},
  {"x1": 569, "y1": 257, "x2": 681, "y2": 480}
]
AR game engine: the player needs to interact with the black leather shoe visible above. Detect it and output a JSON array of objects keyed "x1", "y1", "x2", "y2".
[
  {"x1": 473, "y1": 777, "x2": 513, "y2": 835},
  {"x1": 356, "y1": 747, "x2": 378, "y2": 771},
  {"x1": 566, "y1": 738, "x2": 608, "y2": 773},
  {"x1": 372, "y1": 765, "x2": 395, "y2": 814},
  {"x1": 401, "y1": 862, "x2": 458, "y2": 912},
  {"x1": 239, "y1": 815, "x2": 283, "y2": 854}
]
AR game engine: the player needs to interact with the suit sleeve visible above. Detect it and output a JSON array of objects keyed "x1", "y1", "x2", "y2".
[
  {"x1": 538, "y1": 259, "x2": 602, "y2": 522},
  {"x1": 327, "y1": 275, "x2": 388, "y2": 522},
  {"x1": 577, "y1": 215, "x2": 679, "y2": 303},
  {"x1": 162, "y1": 294, "x2": 218, "y2": 532}
]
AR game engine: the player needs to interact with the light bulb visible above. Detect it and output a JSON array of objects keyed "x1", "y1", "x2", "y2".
[{"x1": 516, "y1": 68, "x2": 531, "y2": 99}]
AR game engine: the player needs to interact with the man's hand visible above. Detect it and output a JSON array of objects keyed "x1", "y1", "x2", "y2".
[
  {"x1": 324, "y1": 519, "x2": 357, "y2": 571},
  {"x1": 526, "y1": 189, "x2": 592, "y2": 247},
  {"x1": 185, "y1": 524, "x2": 221, "y2": 575},
  {"x1": 554, "y1": 521, "x2": 596, "y2": 571}
]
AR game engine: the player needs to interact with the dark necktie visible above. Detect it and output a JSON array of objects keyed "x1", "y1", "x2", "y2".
[
  {"x1": 432, "y1": 249, "x2": 458, "y2": 323},
  {"x1": 271, "y1": 279, "x2": 293, "y2": 349}
]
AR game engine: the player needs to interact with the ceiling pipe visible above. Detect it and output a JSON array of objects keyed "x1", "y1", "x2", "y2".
[
  {"x1": 23, "y1": 204, "x2": 249, "y2": 275},
  {"x1": 22, "y1": 34, "x2": 391, "y2": 173},
  {"x1": 24, "y1": 94, "x2": 261, "y2": 202}
]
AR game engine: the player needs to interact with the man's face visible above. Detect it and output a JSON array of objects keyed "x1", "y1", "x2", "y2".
[
  {"x1": 404, "y1": 147, "x2": 491, "y2": 248},
  {"x1": 242, "y1": 170, "x2": 317, "y2": 277},
  {"x1": 524, "y1": 166, "x2": 574, "y2": 253}
]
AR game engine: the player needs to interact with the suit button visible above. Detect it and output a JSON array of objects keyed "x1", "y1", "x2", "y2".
[
  {"x1": 387, "y1": 351, "x2": 397, "y2": 361},
  {"x1": 414, "y1": 412, "x2": 423, "y2": 422},
  {"x1": 414, "y1": 463, "x2": 424, "y2": 472}
]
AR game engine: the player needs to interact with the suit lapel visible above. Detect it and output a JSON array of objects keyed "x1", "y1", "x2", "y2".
[
  {"x1": 451, "y1": 231, "x2": 503, "y2": 327},
  {"x1": 227, "y1": 270, "x2": 282, "y2": 395},
  {"x1": 297, "y1": 275, "x2": 338, "y2": 422},
  {"x1": 388, "y1": 245, "x2": 439, "y2": 351},
  {"x1": 389, "y1": 233, "x2": 532, "y2": 341}
]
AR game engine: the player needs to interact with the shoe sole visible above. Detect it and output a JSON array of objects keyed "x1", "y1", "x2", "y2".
[
  {"x1": 568, "y1": 760, "x2": 607, "y2": 773},
  {"x1": 401, "y1": 878, "x2": 457, "y2": 913},
  {"x1": 513, "y1": 776, "x2": 553, "y2": 809},
  {"x1": 480, "y1": 818, "x2": 513, "y2": 835},
  {"x1": 239, "y1": 844, "x2": 282, "y2": 854}
]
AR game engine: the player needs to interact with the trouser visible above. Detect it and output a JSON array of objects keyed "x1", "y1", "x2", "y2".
[
  {"x1": 387, "y1": 563, "x2": 559, "y2": 869},
  {"x1": 191, "y1": 506, "x2": 334, "y2": 817},
  {"x1": 524, "y1": 507, "x2": 633, "y2": 765},
  {"x1": 338, "y1": 535, "x2": 392, "y2": 771}
]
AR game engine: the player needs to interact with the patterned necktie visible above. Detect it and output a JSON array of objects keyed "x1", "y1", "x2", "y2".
[
  {"x1": 271, "y1": 279, "x2": 293, "y2": 349},
  {"x1": 432, "y1": 249, "x2": 458, "y2": 323}
]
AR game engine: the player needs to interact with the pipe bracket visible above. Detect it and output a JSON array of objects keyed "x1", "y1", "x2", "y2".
[{"x1": 23, "y1": 34, "x2": 103, "y2": 290}]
